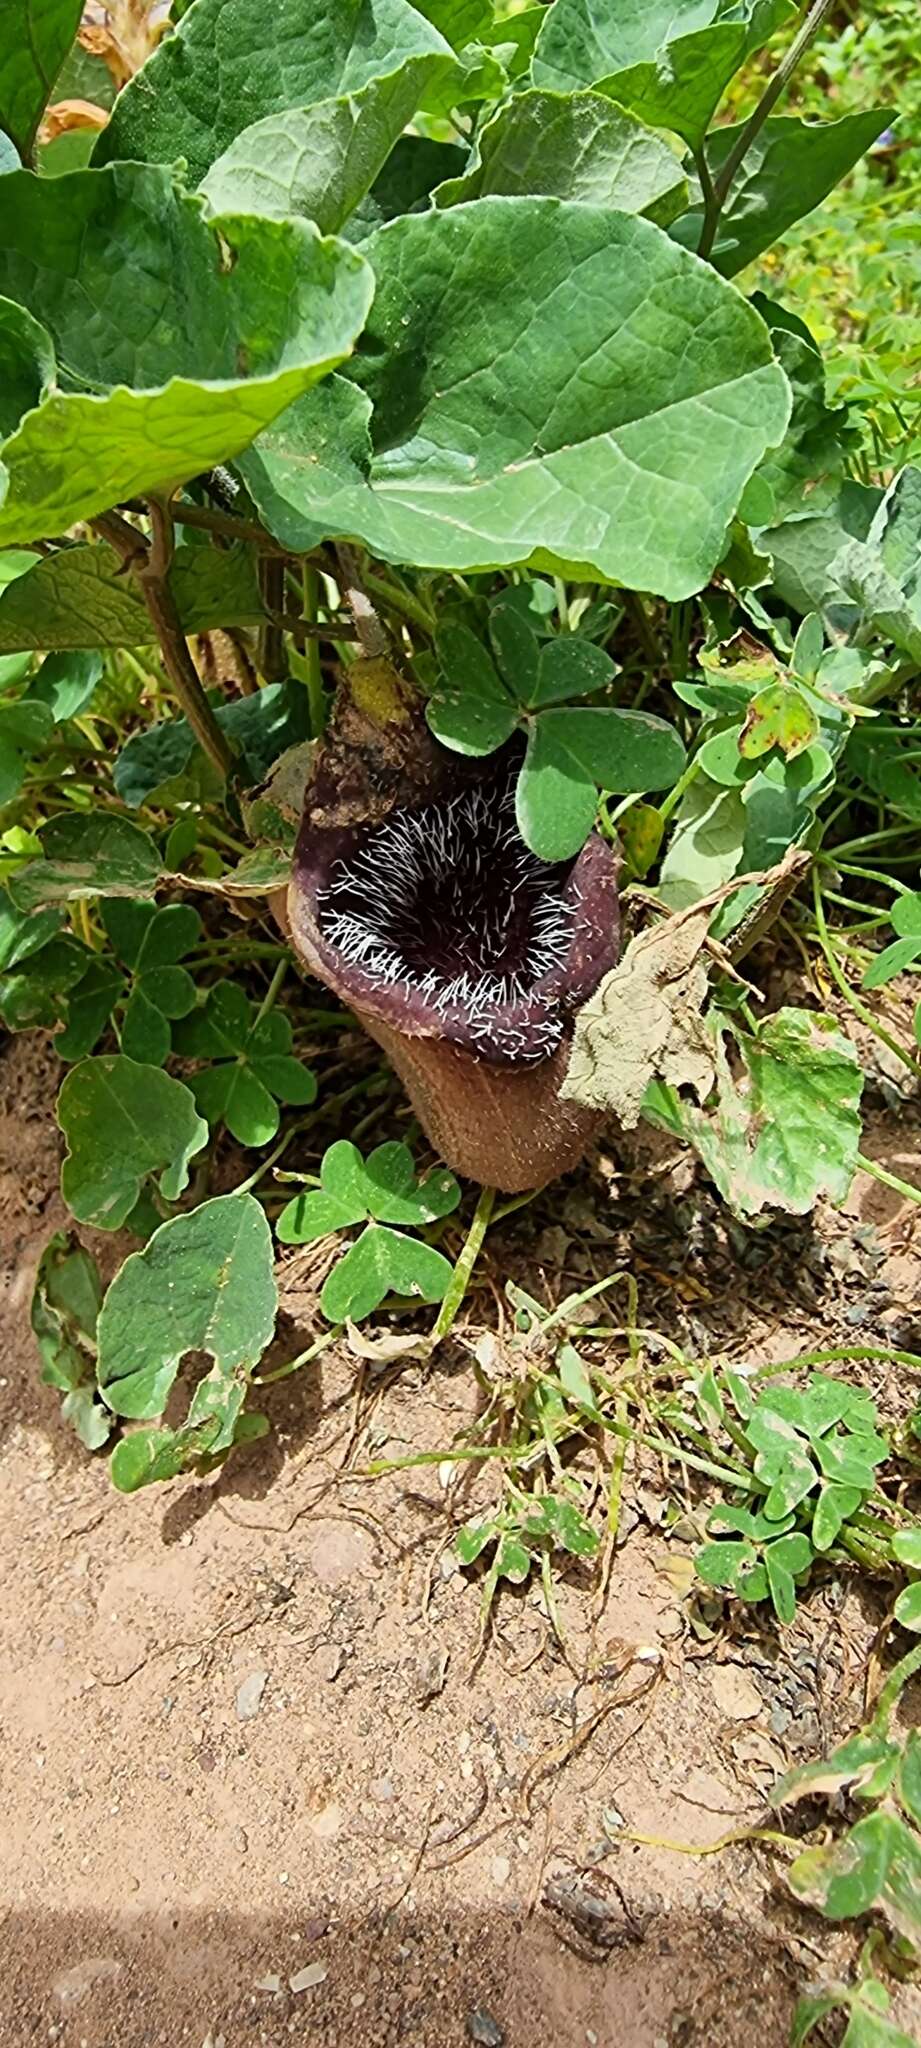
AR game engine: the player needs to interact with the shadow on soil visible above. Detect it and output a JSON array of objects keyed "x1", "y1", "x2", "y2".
[{"x1": 1, "y1": 1901, "x2": 799, "y2": 2048}]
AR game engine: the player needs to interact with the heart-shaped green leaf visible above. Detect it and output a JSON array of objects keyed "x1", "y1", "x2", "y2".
[
  {"x1": 97, "y1": 1191, "x2": 277, "y2": 1420},
  {"x1": 321, "y1": 1222, "x2": 453, "y2": 1322},
  {"x1": 240, "y1": 199, "x2": 791, "y2": 600}
]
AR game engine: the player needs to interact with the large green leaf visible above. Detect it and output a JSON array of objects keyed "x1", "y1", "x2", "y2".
[
  {"x1": 0, "y1": 540, "x2": 264, "y2": 653},
  {"x1": 200, "y1": 65, "x2": 448, "y2": 233},
  {"x1": 0, "y1": 162, "x2": 373, "y2": 545},
  {"x1": 672, "y1": 111, "x2": 894, "y2": 276},
  {"x1": 241, "y1": 199, "x2": 790, "y2": 599},
  {"x1": 0, "y1": 0, "x2": 82, "y2": 158},
  {"x1": 57, "y1": 1055, "x2": 209, "y2": 1229},
  {"x1": 97, "y1": 1192, "x2": 277, "y2": 1419},
  {"x1": 434, "y1": 88, "x2": 687, "y2": 223},
  {"x1": 96, "y1": 0, "x2": 452, "y2": 186},
  {"x1": 532, "y1": 0, "x2": 791, "y2": 148}
]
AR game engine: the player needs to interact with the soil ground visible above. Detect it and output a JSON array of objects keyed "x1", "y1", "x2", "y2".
[{"x1": 2, "y1": 1023, "x2": 921, "y2": 2048}]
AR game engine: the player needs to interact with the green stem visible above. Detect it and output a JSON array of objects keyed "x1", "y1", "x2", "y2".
[
  {"x1": 755, "y1": 1343, "x2": 921, "y2": 1377},
  {"x1": 857, "y1": 1152, "x2": 921, "y2": 1210},
  {"x1": 694, "y1": 146, "x2": 722, "y2": 266},
  {"x1": 302, "y1": 564, "x2": 326, "y2": 738},
  {"x1": 871, "y1": 1639, "x2": 921, "y2": 1733},
  {"x1": 252, "y1": 958, "x2": 287, "y2": 1029},
  {"x1": 361, "y1": 569, "x2": 437, "y2": 638},
  {"x1": 811, "y1": 869, "x2": 920, "y2": 1077},
  {"x1": 657, "y1": 755, "x2": 702, "y2": 826},
  {"x1": 256, "y1": 1325, "x2": 343, "y2": 1385},
  {"x1": 706, "y1": 0, "x2": 839, "y2": 230},
  {"x1": 431, "y1": 1185, "x2": 497, "y2": 1344}
]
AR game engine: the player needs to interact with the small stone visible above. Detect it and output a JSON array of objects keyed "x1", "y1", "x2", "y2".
[
  {"x1": 308, "y1": 1801, "x2": 342, "y2": 1840},
  {"x1": 236, "y1": 1671, "x2": 268, "y2": 1722},
  {"x1": 290, "y1": 1963, "x2": 328, "y2": 1994},
  {"x1": 369, "y1": 1777, "x2": 395, "y2": 1802},
  {"x1": 231, "y1": 1826, "x2": 248, "y2": 1854},
  {"x1": 490, "y1": 1855, "x2": 511, "y2": 1887},
  {"x1": 254, "y1": 1975, "x2": 282, "y2": 1995},
  {"x1": 313, "y1": 1644, "x2": 345, "y2": 1684},
  {"x1": 710, "y1": 1665, "x2": 763, "y2": 1722},
  {"x1": 467, "y1": 2010, "x2": 504, "y2": 2047},
  {"x1": 53, "y1": 1957, "x2": 122, "y2": 2005}
]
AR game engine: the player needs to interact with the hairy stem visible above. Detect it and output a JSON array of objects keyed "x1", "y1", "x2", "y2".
[{"x1": 697, "y1": 0, "x2": 839, "y2": 262}]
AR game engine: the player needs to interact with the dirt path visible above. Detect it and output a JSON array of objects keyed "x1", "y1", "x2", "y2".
[{"x1": 2, "y1": 1031, "x2": 921, "y2": 2048}]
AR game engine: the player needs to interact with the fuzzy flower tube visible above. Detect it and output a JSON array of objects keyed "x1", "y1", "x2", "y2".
[{"x1": 285, "y1": 660, "x2": 620, "y2": 1192}]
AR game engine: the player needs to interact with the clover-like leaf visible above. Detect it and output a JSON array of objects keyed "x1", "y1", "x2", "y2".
[
  {"x1": 31, "y1": 1229, "x2": 110, "y2": 1451},
  {"x1": 320, "y1": 1222, "x2": 453, "y2": 1323},
  {"x1": 812, "y1": 1481, "x2": 862, "y2": 1553},
  {"x1": 739, "y1": 682, "x2": 819, "y2": 761},
  {"x1": 55, "y1": 955, "x2": 127, "y2": 1063},
  {"x1": 765, "y1": 1531, "x2": 813, "y2": 1625},
  {"x1": 97, "y1": 1192, "x2": 277, "y2": 1424},
  {"x1": 277, "y1": 1138, "x2": 460, "y2": 1243},
  {"x1": 773, "y1": 1734, "x2": 901, "y2": 1812},
  {"x1": 57, "y1": 1055, "x2": 209, "y2": 1229},
  {"x1": 175, "y1": 980, "x2": 317, "y2": 1148}
]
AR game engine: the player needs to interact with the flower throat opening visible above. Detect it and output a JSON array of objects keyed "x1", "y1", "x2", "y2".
[{"x1": 315, "y1": 770, "x2": 575, "y2": 1059}]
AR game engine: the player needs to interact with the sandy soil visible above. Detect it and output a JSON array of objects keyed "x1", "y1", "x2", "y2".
[{"x1": 2, "y1": 1027, "x2": 921, "y2": 2048}]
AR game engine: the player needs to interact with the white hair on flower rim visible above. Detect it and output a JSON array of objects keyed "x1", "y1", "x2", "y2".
[{"x1": 315, "y1": 771, "x2": 575, "y2": 1060}]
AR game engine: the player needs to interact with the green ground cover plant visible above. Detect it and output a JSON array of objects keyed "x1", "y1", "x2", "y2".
[{"x1": 2, "y1": 1, "x2": 921, "y2": 2033}]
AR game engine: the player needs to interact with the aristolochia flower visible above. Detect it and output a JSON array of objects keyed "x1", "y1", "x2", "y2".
[
  {"x1": 297, "y1": 759, "x2": 619, "y2": 1067},
  {"x1": 285, "y1": 709, "x2": 620, "y2": 1190}
]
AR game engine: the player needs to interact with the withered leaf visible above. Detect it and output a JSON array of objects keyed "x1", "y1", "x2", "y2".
[{"x1": 561, "y1": 907, "x2": 715, "y2": 1126}]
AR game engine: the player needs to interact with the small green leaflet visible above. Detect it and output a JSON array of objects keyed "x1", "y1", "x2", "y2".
[
  {"x1": 58, "y1": 899, "x2": 202, "y2": 1066},
  {"x1": 277, "y1": 1137, "x2": 461, "y2": 1242},
  {"x1": 57, "y1": 1054, "x2": 209, "y2": 1229},
  {"x1": 427, "y1": 609, "x2": 684, "y2": 859},
  {"x1": 276, "y1": 1138, "x2": 460, "y2": 1324},
  {"x1": 9, "y1": 813, "x2": 161, "y2": 913},
  {"x1": 97, "y1": 1192, "x2": 277, "y2": 1421},
  {"x1": 321, "y1": 1223, "x2": 454, "y2": 1323},
  {"x1": 31, "y1": 1229, "x2": 110, "y2": 1450},
  {"x1": 174, "y1": 980, "x2": 317, "y2": 1147}
]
